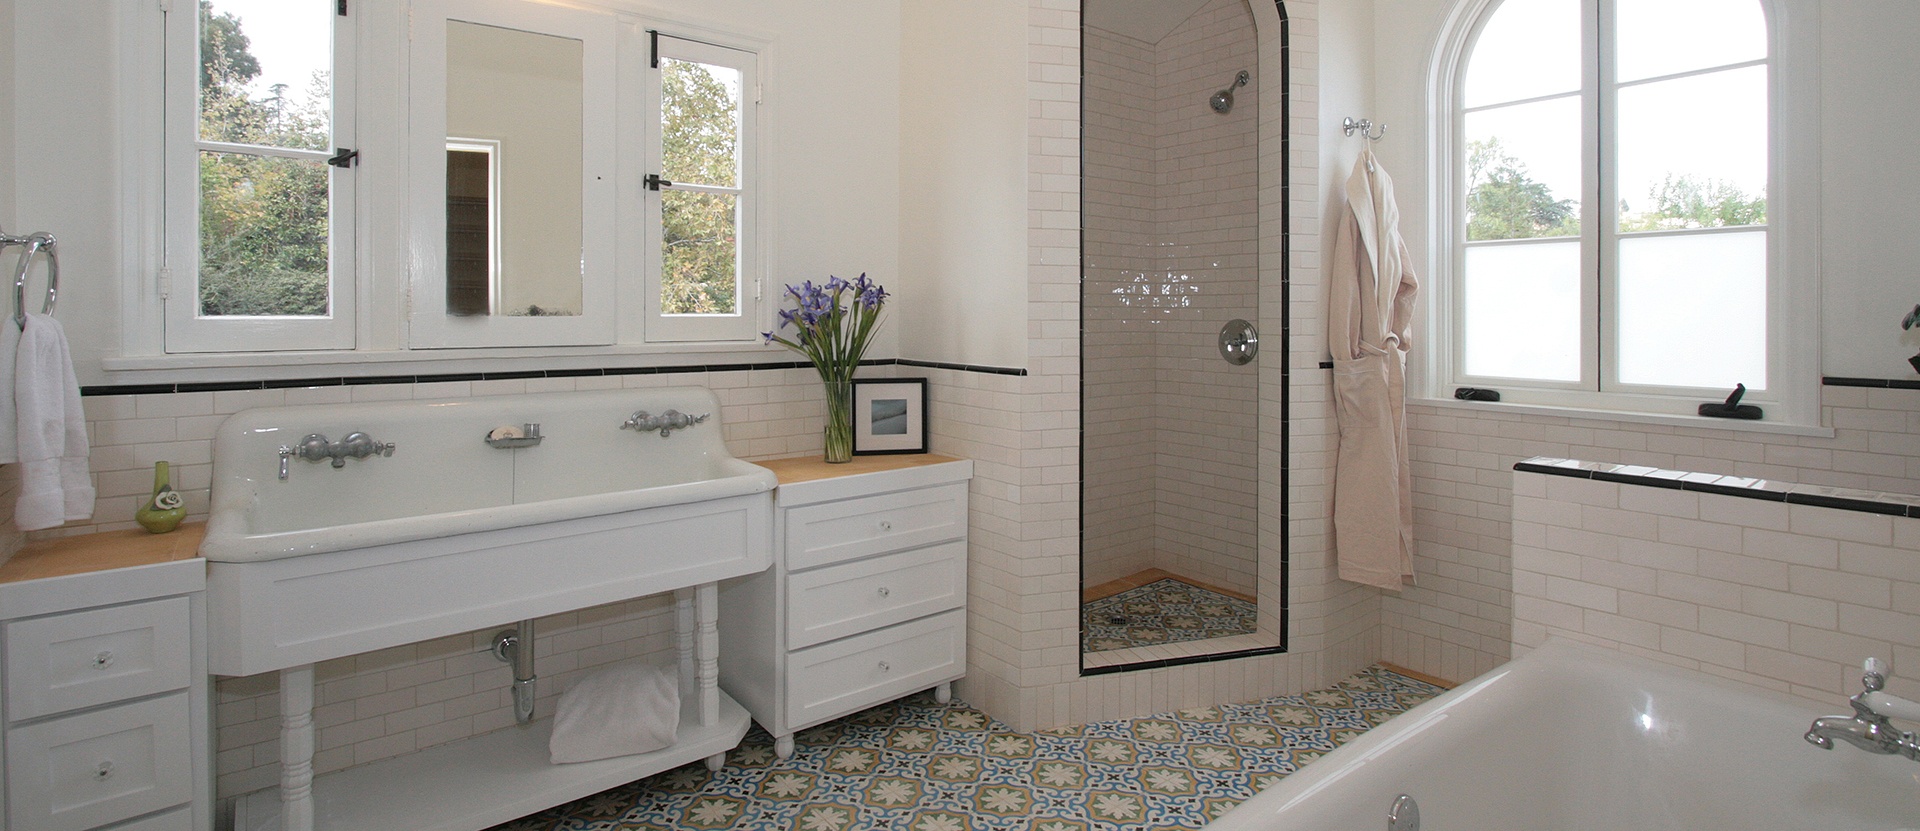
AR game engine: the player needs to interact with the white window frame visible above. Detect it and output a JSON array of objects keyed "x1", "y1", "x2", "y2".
[
  {"x1": 162, "y1": 0, "x2": 357, "y2": 353},
  {"x1": 1424, "y1": 0, "x2": 1822, "y2": 427},
  {"x1": 642, "y1": 34, "x2": 763, "y2": 343}
]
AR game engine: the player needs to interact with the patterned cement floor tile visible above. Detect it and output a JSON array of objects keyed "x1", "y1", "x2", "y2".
[
  {"x1": 486, "y1": 666, "x2": 1443, "y2": 831},
  {"x1": 1081, "y1": 579, "x2": 1259, "y2": 653}
]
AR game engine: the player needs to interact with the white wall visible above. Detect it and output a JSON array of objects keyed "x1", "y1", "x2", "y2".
[
  {"x1": 897, "y1": 0, "x2": 1031, "y2": 370},
  {"x1": 1818, "y1": 0, "x2": 1920, "y2": 378},
  {"x1": 7, "y1": 0, "x2": 902, "y2": 386}
]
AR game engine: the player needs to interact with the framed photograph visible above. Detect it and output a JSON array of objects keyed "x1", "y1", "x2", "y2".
[{"x1": 852, "y1": 378, "x2": 928, "y2": 455}]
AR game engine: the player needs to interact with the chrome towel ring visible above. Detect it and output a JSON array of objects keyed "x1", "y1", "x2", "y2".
[{"x1": 1, "y1": 224, "x2": 58, "y2": 330}]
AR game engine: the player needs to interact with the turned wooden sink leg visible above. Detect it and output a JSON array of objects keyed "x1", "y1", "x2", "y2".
[
  {"x1": 935, "y1": 682, "x2": 952, "y2": 705},
  {"x1": 280, "y1": 664, "x2": 316, "y2": 831},
  {"x1": 705, "y1": 751, "x2": 726, "y2": 771},
  {"x1": 674, "y1": 588, "x2": 695, "y2": 708},
  {"x1": 696, "y1": 582, "x2": 719, "y2": 727},
  {"x1": 774, "y1": 734, "x2": 795, "y2": 759}
]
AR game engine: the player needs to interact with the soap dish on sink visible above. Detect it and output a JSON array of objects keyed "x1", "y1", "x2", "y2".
[{"x1": 485, "y1": 423, "x2": 544, "y2": 449}]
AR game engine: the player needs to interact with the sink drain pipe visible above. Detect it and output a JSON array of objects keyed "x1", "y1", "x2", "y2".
[{"x1": 491, "y1": 620, "x2": 537, "y2": 724}]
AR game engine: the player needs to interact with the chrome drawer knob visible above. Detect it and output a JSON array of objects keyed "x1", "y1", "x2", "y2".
[
  {"x1": 877, "y1": 661, "x2": 891, "y2": 673},
  {"x1": 876, "y1": 587, "x2": 890, "y2": 598},
  {"x1": 94, "y1": 761, "x2": 114, "y2": 781},
  {"x1": 877, "y1": 520, "x2": 893, "y2": 532},
  {"x1": 93, "y1": 651, "x2": 114, "y2": 670}
]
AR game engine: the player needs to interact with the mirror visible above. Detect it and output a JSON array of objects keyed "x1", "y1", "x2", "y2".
[{"x1": 443, "y1": 20, "x2": 583, "y2": 318}]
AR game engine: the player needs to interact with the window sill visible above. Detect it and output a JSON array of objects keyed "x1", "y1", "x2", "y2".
[
  {"x1": 98, "y1": 341, "x2": 785, "y2": 386},
  {"x1": 1408, "y1": 395, "x2": 1835, "y2": 439}
]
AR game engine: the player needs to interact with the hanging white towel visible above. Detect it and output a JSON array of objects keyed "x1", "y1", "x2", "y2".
[
  {"x1": 14, "y1": 313, "x2": 92, "y2": 531},
  {"x1": 1328, "y1": 150, "x2": 1418, "y2": 591},
  {"x1": 0, "y1": 320, "x2": 20, "y2": 464}
]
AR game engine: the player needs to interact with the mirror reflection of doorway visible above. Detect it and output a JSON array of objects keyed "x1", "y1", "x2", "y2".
[{"x1": 1080, "y1": 0, "x2": 1284, "y2": 672}]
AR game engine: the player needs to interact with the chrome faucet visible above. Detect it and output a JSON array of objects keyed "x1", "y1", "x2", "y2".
[
  {"x1": 1805, "y1": 658, "x2": 1920, "y2": 762},
  {"x1": 620, "y1": 409, "x2": 709, "y2": 438},
  {"x1": 277, "y1": 432, "x2": 396, "y2": 480}
]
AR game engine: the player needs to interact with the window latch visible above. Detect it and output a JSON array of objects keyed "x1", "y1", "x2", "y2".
[
  {"x1": 644, "y1": 173, "x2": 672, "y2": 191},
  {"x1": 327, "y1": 148, "x2": 359, "y2": 169}
]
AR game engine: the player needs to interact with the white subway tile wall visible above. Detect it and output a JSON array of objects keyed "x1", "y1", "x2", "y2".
[
  {"x1": 1512, "y1": 467, "x2": 1920, "y2": 706},
  {"x1": 1082, "y1": 0, "x2": 1263, "y2": 595},
  {"x1": 1393, "y1": 387, "x2": 1920, "y2": 686}
]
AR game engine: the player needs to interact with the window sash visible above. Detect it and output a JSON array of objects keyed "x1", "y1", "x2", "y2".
[
  {"x1": 163, "y1": 0, "x2": 356, "y2": 353},
  {"x1": 643, "y1": 34, "x2": 761, "y2": 343}
]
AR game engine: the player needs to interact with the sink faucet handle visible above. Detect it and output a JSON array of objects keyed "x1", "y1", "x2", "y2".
[{"x1": 1865, "y1": 657, "x2": 1888, "y2": 692}]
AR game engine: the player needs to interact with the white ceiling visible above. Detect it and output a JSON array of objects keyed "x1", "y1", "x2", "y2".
[{"x1": 1083, "y1": 0, "x2": 1213, "y2": 45}]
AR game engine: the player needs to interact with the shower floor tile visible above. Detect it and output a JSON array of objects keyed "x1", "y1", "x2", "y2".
[
  {"x1": 486, "y1": 665, "x2": 1446, "y2": 831},
  {"x1": 1081, "y1": 577, "x2": 1258, "y2": 653}
]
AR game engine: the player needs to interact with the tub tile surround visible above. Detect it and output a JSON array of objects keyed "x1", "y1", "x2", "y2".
[
  {"x1": 1387, "y1": 384, "x2": 1920, "y2": 687},
  {"x1": 1512, "y1": 459, "x2": 1920, "y2": 705}
]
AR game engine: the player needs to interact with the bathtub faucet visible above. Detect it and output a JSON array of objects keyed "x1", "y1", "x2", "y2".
[
  {"x1": 1804, "y1": 657, "x2": 1920, "y2": 762},
  {"x1": 277, "y1": 432, "x2": 397, "y2": 479}
]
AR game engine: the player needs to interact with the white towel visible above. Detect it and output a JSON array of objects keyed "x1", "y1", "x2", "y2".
[
  {"x1": 0, "y1": 319, "x2": 20, "y2": 464},
  {"x1": 14, "y1": 313, "x2": 92, "y2": 531},
  {"x1": 549, "y1": 661, "x2": 679, "y2": 764}
]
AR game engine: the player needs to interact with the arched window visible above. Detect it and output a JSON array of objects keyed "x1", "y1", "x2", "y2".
[{"x1": 1432, "y1": 0, "x2": 1806, "y2": 420}]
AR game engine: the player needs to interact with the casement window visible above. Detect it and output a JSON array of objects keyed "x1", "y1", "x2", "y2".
[
  {"x1": 643, "y1": 34, "x2": 762, "y2": 343},
  {"x1": 164, "y1": 0, "x2": 356, "y2": 352},
  {"x1": 1432, "y1": 0, "x2": 1815, "y2": 423}
]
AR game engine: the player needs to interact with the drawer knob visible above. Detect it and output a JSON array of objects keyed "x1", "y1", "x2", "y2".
[
  {"x1": 94, "y1": 761, "x2": 114, "y2": 781},
  {"x1": 877, "y1": 661, "x2": 891, "y2": 673},
  {"x1": 92, "y1": 651, "x2": 114, "y2": 670},
  {"x1": 877, "y1": 520, "x2": 893, "y2": 532},
  {"x1": 876, "y1": 586, "x2": 891, "y2": 598}
]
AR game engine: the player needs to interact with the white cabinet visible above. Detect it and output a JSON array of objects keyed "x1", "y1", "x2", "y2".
[
  {"x1": 0, "y1": 536, "x2": 210, "y2": 831},
  {"x1": 721, "y1": 456, "x2": 971, "y2": 758}
]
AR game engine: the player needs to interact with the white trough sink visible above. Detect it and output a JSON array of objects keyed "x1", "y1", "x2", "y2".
[{"x1": 203, "y1": 387, "x2": 776, "y2": 677}]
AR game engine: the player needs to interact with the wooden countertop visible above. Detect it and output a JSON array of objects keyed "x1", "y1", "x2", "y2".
[
  {"x1": 756, "y1": 454, "x2": 966, "y2": 486},
  {"x1": 0, "y1": 523, "x2": 206, "y2": 586}
]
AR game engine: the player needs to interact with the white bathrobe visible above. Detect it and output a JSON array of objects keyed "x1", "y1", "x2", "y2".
[{"x1": 1329, "y1": 150, "x2": 1418, "y2": 591}]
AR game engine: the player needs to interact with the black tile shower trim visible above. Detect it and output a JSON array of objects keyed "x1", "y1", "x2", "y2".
[
  {"x1": 1822, "y1": 376, "x2": 1920, "y2": 390},
  {"x1": 1514, "y1": 456, "x2": 1920, "y2": 519},
  {"x1": 76, "y1": 358, "x2": 1026, "y2": 397}
]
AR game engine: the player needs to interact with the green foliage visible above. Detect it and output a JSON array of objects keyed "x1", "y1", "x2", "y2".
[
  {"x1": 1618, "y1": 174, "x2": 1766, "y2": 231},
  {"x1": 198, "y1": 1, "x2": 259, "y2": 90},
  {"x1": 660, "y1": 59, "x2": 740, "y2": 315},
  {"x1": 196, "y1": 9, "x2": 331, "y2": 317},
  {"x1": 1465, "y1": 138, "x2": 1579, "y2": 241}
]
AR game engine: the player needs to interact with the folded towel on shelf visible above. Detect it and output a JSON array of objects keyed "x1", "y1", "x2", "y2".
[
  {"x1": 14, "y1": 313, "x2": 92, "y2": 531},
  {"x1": 549, "y1": 661, "x2": 680, "y2": 764}
]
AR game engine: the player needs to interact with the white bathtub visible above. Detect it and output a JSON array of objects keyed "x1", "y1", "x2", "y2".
[{"x1": 1208, "y1": 640, "x2": 1920, "y2": 830}]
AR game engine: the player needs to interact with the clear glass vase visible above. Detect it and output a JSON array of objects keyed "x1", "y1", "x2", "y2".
[{"x1": 823, "y1": 377, "x2": 854, "y2": 463}]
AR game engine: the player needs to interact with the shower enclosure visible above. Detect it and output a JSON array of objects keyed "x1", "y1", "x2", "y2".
[{"x1": 1081, "y1": 0, "x2": 1282, "y2": 670}]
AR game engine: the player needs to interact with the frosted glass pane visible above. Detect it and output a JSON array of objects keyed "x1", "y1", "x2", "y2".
[
  {"x1": 1616, "y1": 0, "x2": 1767, "y2": 83},
  {"x1": 1464, "y1": 97, "x2": 1582, "y2": 241},
  {"x1": 1616, "y1": 67, "x2": 1767, "y2": 231},
  {"x1": 200, "y1": 0, "x2": 333, "y2": 151},
  {"x1": 1463, "y1": 240, "x2": 1581, "y2": 381},
  {"x1": 1464, "y1": 0, "x2": 1580, "y2": 108},
  {"x1": 1616, "y1": 231, "x2": 1766, "y2": 389}
]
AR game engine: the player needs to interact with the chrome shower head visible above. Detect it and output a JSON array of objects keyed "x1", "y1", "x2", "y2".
[{"x1": 1210, "y1": 70, "x2": 1250, "y2": 114}]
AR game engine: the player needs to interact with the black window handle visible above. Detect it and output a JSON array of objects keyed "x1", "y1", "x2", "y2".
[
  {"x1": 327, "y1": 148, "x2": 359, "y2": 169},
  {"x1": 645, "y1": 173, "x2": 672, "y2": 191}
]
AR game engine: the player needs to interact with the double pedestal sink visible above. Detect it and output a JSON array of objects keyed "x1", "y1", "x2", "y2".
[{"x1": 200, "y1": 387, "x2": 777, "y2": 831}]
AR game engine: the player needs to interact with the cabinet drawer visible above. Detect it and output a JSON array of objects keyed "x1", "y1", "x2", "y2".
[
  {"x1": 6, "y1": 692, "x2": 194, "y2": 831},
  {"x1": 6, "y1": 598, "x2": 192, "y2": 722},
  {"x1": 786, "y1": 541, "x2": 965, "y2": 650},
  {"x1": 785, "y1": 609, "x2": 964, "y2": 731},
  {"x1": 784, "y1": 482, "x2": 966, "y2": 571},
  {"x1": 101, "y1": 807, "x2": 192, "y2": 831}
]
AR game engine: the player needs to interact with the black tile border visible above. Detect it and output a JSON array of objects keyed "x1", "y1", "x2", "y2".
[
  {"x1": 77, "y1": 358, "x2": 1026, "y2": 397},
  {"x1": 1823, "y1": 376, "x2": 1920, "y2": 390},
  {"x1": 1513, "y1": 456, "x2": 1920, "y2": 519}
]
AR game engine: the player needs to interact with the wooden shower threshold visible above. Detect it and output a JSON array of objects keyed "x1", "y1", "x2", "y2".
[{"x1": 1081, "y1": 567, "x2": 1258, "y2": 604}]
